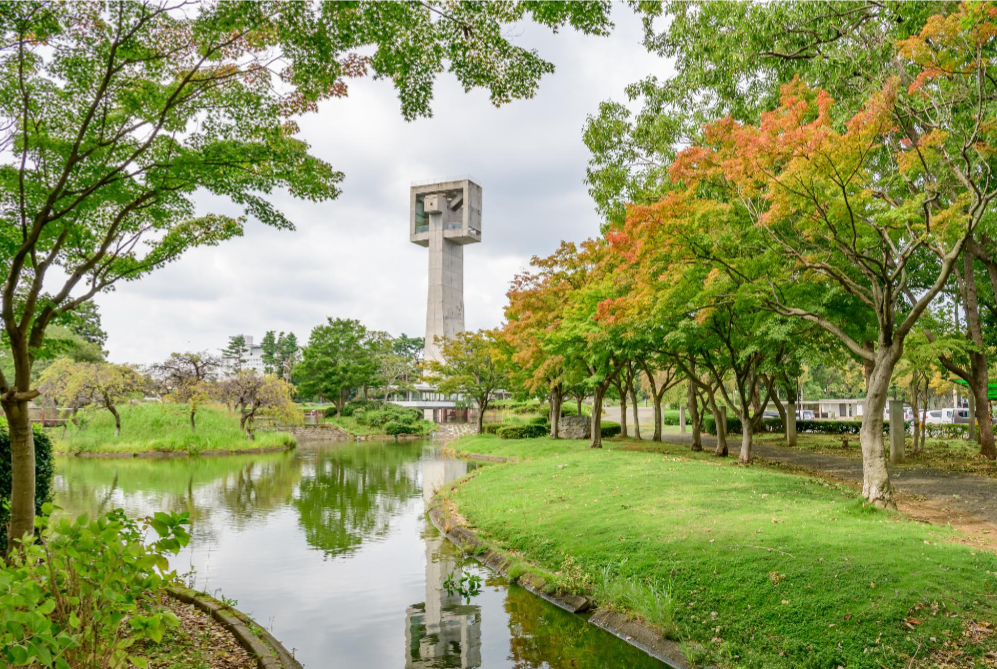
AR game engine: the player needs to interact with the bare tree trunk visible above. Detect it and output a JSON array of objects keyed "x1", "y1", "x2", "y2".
[
  {"x1": 860, "y1": 349, "x2": 899, "y2": 508},
  {"x1": 688, "y1": 381, "x2": 702, "y2": 451},
  {"x1": 643, "y1": 366, "x2": 662, "y2": 442},
  {"x1": 591, "y1": 384, "x2": 608, "y2": 449},
  {"x1": 108, "y1": 403, "x2": 121, "y2": 438},
  {"x1": 771, "y1": 392, "x2": 787, "y2": 436},
  {"x1": 190, "y1": 408, "x2": 197, "y2": 432},
  {"x1": 476, "y1": 399, "x2": 486, "y2": 434},
  {"x1": 3, "y1": 399, "x2": 35, "y2": 551},
  {"x1": 709, "y1": 393, "x2": 728, "y2": 457},
  {"x1": 740, "y1": 416, "x2": 753, "y2": 464},
  {"x1": 614, "y1": 380, "x2": 628, "y2": 439},
  {"x1": 549, "y1": 386, "x2": 562, "y2": 439},
  {"x1": 629, "y1": 379, "x2": 641, "y2": 441},
  {"x1": 577, "y1": 396, "x2": 583, "y2": 417}
]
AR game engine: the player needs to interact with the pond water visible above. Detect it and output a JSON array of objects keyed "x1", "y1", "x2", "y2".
[{"x1": 55, "y1": 440, "x2": 665, "y2": 669}]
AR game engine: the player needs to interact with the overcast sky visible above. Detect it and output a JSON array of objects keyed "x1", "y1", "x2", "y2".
[{"x1": 98, "y1": 5, "x2": 671, "y2": 364}]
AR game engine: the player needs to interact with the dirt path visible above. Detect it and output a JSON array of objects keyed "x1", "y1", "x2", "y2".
[{"x1": 653, "y1": 432, "x2": 997, "y2": 546}]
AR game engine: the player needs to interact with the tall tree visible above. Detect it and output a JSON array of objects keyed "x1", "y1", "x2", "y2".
[
  {"x1": 260, "y1": 331, "x2": 279, "y2": 375},
  {"x1": 150, "y1": 352, "x2": 220, "y2": 433},
  {"x1": 296, "y1": 318, "x2": 373, "y2": 412},
  {"x1": 425, "y1": 330, "x2": 507, "y2": 435},
  {"x1": 218, "y1": 370, "x2": 297, "y2": 439},
  {"x1": 0, "y1": 1, "x2": 616, "y2": 544},
  {"x1": 223, "y1": 335, "x2": 250, "y2": 374}
]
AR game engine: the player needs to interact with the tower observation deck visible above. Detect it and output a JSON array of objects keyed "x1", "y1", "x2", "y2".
[{"x1": 410, "y1": 178, "x2": 482, "y2": 365}]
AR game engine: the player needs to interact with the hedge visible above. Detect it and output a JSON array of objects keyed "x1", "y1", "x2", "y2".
[
  {"x1": 600, "y1": 421, "x2": 621, "y2": 438},
  {"x1": 481, "y1": 423, "x2": 506, "y2": 435},
  {"x1": 0, "y1": 425, "x2": 54, "y2": 554},
  {"x1": 497, "y1": 424, "x2": 549, "y2": 439},
  {"x1": 701, "y1": 415, "x2": 916, "y2": 437}
]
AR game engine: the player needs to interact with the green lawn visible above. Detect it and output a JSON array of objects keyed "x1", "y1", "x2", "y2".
[
  {"x1": 447, "y1": 434, "x2": 997, "y2": 668},
  {"x1": 53, "y1": 403, "x2": 296, "y2": 454}
]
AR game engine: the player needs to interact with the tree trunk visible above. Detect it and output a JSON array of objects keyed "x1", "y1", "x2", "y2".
[
  {"x1": 108, "y1": 403, "x2": 121, "y2": 438},
  {"x1": 709, "y1": 394, "x2": 728, "y2": 457},
  {"x1": 771, "y1": 393, "x2": 787, "y2": 437},
  {"x1": 859, "y1": 349, "x2": 898, "y2": 508},
  {"x1": 968, "y1": 359, "x2": 996, "y2": 457},
  {"x1": 591, "y1": 384, "x2": 607, "y2": 449},
  {"x1": 629, "y1": 380, "x2": 641, "y2": 441},
  {"x1": 549, "y1": 387, "x2": 562, "y2": 439},
  {"x1": 652, "y1": 392, "x2": 663, "y2": 442},
  {"x1": 190, "y1": 408, "x2": 197, "y2": 432},
  {"x1": 3, "y1": 399, "x2": 35, "y2": 551},
  {"x1": 577, "y1": 397, "x2": 583, "y2": 417},
  {"x1": 740, "y1": 416, "x2": 753, "y2": 464},
  {"x1": 476, "y1": 399, "x2": 486, "y2": 434},
  {"x1": 786, "y1": 401, "x2": 797, "y2": 448},
  {"x1": 689, "y1": 382, "x2": 702, "y2": 451},
  {"x1": 615, "y1": 380, "x2": 628, "y2": 439}
]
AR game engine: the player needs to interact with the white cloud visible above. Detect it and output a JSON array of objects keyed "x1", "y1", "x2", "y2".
[{"x1": 99, "y1": 6, "x2": 671, "y2": 364}]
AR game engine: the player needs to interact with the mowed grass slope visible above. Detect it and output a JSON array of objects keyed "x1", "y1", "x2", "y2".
[
  {"x1": 54, "y1": 403, "x2": 296, "y2": 454},
  {"x1": 449, "y1": 435, "x2": 997, "y2": 668}
]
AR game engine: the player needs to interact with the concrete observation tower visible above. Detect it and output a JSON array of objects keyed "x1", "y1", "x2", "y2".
[{"x1": 410, "y1": 178, "x2": 482, "y2": 364}]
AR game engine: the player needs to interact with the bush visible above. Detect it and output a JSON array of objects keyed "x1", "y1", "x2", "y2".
[
  {"x1": 497, "y1": 424, "x2": 548, "y2": 439},
  {"x1": 662, "y1": 410, "x2": 681, "y2": 426},
  {"x1": 529, "y1": 415, "x2": 551, "y2": 426},
  {"x1": 0, "y1": 425, "x2": 54, "y2": 555},
  {"x1": 0, "y1": 507, "x2": 190, "y2": 668},
  {"x1": 600, "y1": 421, "x2": 621, "y2": 438},
  {"x1": 337, "y1": 399, "x2": 382, "y2": 418},
  {"x1": 384, "y1": 421, "x2": 412, "y2": 436},
  {"x1": 481, "y1": 423, "x2": 507, "y2": 435}
]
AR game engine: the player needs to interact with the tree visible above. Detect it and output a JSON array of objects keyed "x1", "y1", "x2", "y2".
[
  {"x1": 278, "y1": 332, "x2": 300, "y2": 382},
  {"x1": 37, "y1": 360, "x2": 143, "y2": 435},
  {"x1": 218, "y1": 370, "x2": 297, "y2": 439},
  {"x1": 223, "y1": 335, "x2": 250, "y2": 374},
  {"x1": 260, "y1": 331, "x2": 278, "y2": 375},
  {"x1": 392, "y1": 334, "x2": 424, "y2": 361},
  {"x1": 150, "y1": 353, "x2": 220, "y2": 432},
  {"x1": 425, "y1": 330, "x2": 506, "y2": 435},
  {"x1": 376, "y1": 348, "x2": 418, "y2": 402},
  {"x1": 296, "y1": 318, "x2": 374, "y2": 412},
  {"x1": 0, "y1": 1, "x2": 616, "y2": 544}
]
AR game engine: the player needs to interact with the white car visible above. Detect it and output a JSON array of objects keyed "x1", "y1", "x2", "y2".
[
  {"x1": 796, "y1": 410, "x2": 815, "y2": 421},
  {"x1": 924, "y1": 408, "x2": 970, "y2": 424}
]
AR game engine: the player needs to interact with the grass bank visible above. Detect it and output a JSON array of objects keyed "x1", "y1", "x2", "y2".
[
  {"x1": 53, "y1": 403, "x2": 296, "y2": 454},
  {"x1": 446, "y1": 434, "x2": 997, "y2": 668}
]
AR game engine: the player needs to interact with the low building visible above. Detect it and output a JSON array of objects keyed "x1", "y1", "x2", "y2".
[
  {"x1": 221, "y1": 335, "x2": 266, "y2": 376},
  {"x1": 389, "y1": 382, "x2": 511, "y2": 423}
]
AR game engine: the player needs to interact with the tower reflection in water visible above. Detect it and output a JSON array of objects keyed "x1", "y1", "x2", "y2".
[{"x1": 405, "y1": 455, "x2": 482, "y2": 668}]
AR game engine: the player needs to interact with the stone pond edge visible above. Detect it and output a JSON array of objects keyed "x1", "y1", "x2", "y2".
[
  {"x1": 167, "y1": 586, "x2": 303, "y2": 669},
  {"x1": 426, "y1": 503, "x2": 692, "y2": 669}
]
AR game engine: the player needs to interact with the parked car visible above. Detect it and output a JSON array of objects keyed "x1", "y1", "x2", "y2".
[
  {"x1": 924, "y1": 408, "x2": 970, "y2": 424},
  {"x1": 884, "y1": 404, "x2": 914, "y2": 423},
  {"x1": 796, "y1": 410, "x2": 815, "y2": 420},
  {"x1": 762, "y1": 410, "x2": 780, "y2": 419}
]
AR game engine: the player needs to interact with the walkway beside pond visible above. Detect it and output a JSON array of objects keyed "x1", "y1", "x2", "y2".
[{"x1": 652, "y1": 432, "x2": 997, "y2": 536}]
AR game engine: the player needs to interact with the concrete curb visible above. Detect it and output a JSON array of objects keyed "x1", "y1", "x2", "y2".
[
  {"x1": 167, "y1": 586, "x2": 302, "y2": 669},
  {"x1": 427, "y1": 505, "x2": 690, "y2": 669},
  {"x1": 61, "y1": 444, "x2": 296, "y2": 459}
]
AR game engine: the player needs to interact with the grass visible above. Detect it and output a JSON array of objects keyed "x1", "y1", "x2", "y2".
[
  {"x1": 53, "y1": 403, "x2": 296, "y2": 454},
  {"x1": 755, "y1": 432, "x2": 997, "y2": 478},
  {"x1": 447, "y1": 434, "x2": 997, "y2": 669}
]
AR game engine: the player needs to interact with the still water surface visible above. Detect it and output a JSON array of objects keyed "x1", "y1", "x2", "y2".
[{"x1": 55, "y1": 440, "x2": 665, "y2": 668}]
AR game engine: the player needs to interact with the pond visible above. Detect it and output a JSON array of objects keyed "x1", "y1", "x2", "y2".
[{"x1": 55, "y1": 440, "x2": 666, "y2": 669}]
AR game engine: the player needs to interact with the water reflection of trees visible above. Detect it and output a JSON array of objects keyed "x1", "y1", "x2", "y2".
[
  {"x1": 506, "y1": 585, "x2": 663, "y2": 669},
  {"x1": 294, "y1": 441, "x2": 423, "y2": 558},
  {"x1": 54, "y1": 452, "x2": 300, "y2": 541}
]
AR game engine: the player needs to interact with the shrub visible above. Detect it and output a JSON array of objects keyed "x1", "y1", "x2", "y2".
[
  {"x1": 662, "y1": 410, "x2": 681, "y2": 426},
  {"x1": 384, "y1": 421, "x2": 411, "y2": 436},
  {"x1": 0, "y1": 506, "x2": 190, "y2": 668},
  {"x1": 481, "y1": 423, "x2": 507, "y2": 435},
  {"x1": 600, "y1": 421, "x2": 621, "y2": 438},
  {"x1": 700, "y1": 415, "x2": 911, "y2": 437},
  {"x1": 0, "y1": 425, "x2": 54, "y2": 555},
  {"x1": 497, "y1": 424, "x2": 548, "y2": 439},
  {"x1": 338, "y1": 399, "x2": 382, "y2": 418},
  {"x1": 529, "y1": 415, "x2": 551, "y2": 426}
]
